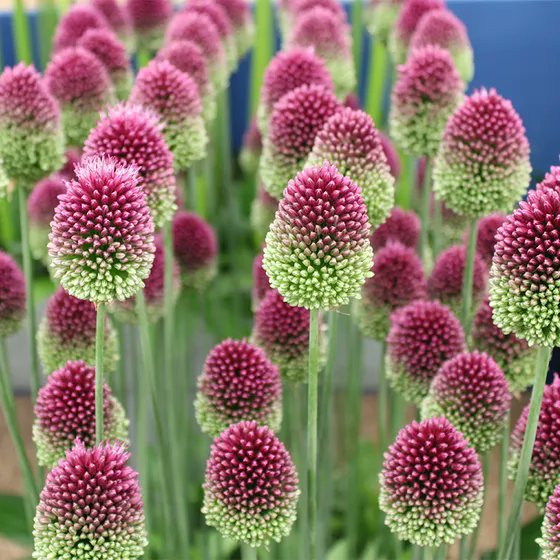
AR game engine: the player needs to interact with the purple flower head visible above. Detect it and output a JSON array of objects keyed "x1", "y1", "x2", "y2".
[
  {"x1": 126, "y1": 0, "x2": 172, "y2": 49},
  {"x1": 370, "y1": 207, "x2": 420, "y2": 251},
  {"x1": 214, "y1": 0, "x2": 254, "y2": 57},
  {"x1": 472, "y1": 212, "x2": 506, "y2": 265},
  {"x1": 53, "y1": 4, "x2": 109, "y2": 52},
  {"x1": 58, "y1": 149, "x2": 82, "y2": 181},
  {"x1": 252, "y1": 252, "x2": 272, "y2": 307},
  {"x1": 379, "y1": 132, "x2": 401, "y2": 180},
  {"x1": 92, "y1": 0, "x2": 132, "y2": 38},
  {"x1": 538, "y1": 483, "x2": 560, "y2": 559},
  {"x1": 0, "y1": 250, "x2": 26, "y2": 337}
]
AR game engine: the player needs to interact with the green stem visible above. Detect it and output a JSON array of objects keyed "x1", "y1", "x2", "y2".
[
  {"x1": 424, "y1": 547, "x2": 434, "y2": 560},
  {"x1": 307, "y1": 308, "x2": 320, "y2": 560},
  {"x1": 468, "y1": 453, "x2": 490, "y2": 558},
  {"x1": 351, "y1": 0, "x2": 364, "y2": 82},
  {"x1": 497, "y1": 412, "x2": 510, "y2": 553},
  {"x1": 459, "y1": 537, "x2": 469, "y2": 560},
  {"x1": 319, "y1": 311, "x2": 338, "y2": 444},
  {"x1": 461, "y1": 219, "x2": 478, "y2": 334},
  {"x1": 243, "y1": 544, "x2": 258, "y2": 560},
  {"x1": 498, "y1": 346, "x2": 552, "y2": 560},
  {"x1": 95, "y1": 303, "x2": 105, "y2": 444},
  {"x1": 366, "y1": 36, "x2": 388, "y2": 127},
  {"x1": 378, "y1": 342, "x2": 388, "y2": 461},
  {"x1": 250, "y1": 0, "x2": 273, "y2": 116},
  {"x1": 18, "y1": 186, "x2": 40, "y2": 400},
  {"x1": 432, "y1": 200, "x2": 442, "y2": 258},
  {"x1": 13, "y1": 0, "x2": 32, "y2": 63},
  {"x1": 419, "y1": 158, "x2": 432, "y2": 268}
]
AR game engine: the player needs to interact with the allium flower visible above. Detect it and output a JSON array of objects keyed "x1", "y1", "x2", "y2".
[
  {"x1": 308, "y1": 107, "x2": 395, "y2": 228},
  {"x1": 77, "y1": 28, "x2": 132, "y2": 100},
  {"x1": 59, "y1": 148, "x2": 81, "y2": 181},
  {"x1": 33, "y1": 441, "x2": 147, "y2": 559},
  {"x1": 428, "y1": 244, "x2": 487, "y2": 317},
  {"x1": 214, "y1": 0, "x2": 254, "y2": 58},
  {"x1": 28, "y1": 175, "x2": 66, "y2": 264},
  {"x1": 263, "y1": 162, "x2": 373, "y2": 310},
  {"x1": 390, "y1": 46, "x2": 463, "y2": 157},
  {"x1": 380, "y1": 132, "x2": 401, "y2": 180},
  {"x1": 240, "y1": 118, "x2": 262, "y2": 176},
  {"x1": 48, "y1": 157, "x2": 155, "y2": 304},
  {"x1": 471, "y1": 212, "x2": 506, "y2": 265},
  {"x1": 290, "y1": 0, "x2": 347, "y2": 22},
  {"x1": 113, "y1": 233, "x2": 180, "y2": 323},
  {"x1": 131, "y1": 60, "x2": 207, "y2": 171},
  {"x1": 389, "y1": 0, "x2": 444, "y2": 64},
  {"x1": 489, "y1": 187, "x2": 560, "y2": 347},
  {"x1": 156, "y1": 40, "x2": 216, "y2": 122},
  {"x1": 537, "y1": 166, "x2": 560, "y2": 195},
  {"x1": 165, "y1": 11, "x2": 228, "y2": 91},
  {"x1": 250, "y1": 184, "x2": 278, "y2": 244},
  {"x1": 0, "y1": 64, "x2": 64, "y2": 186},
  {"x1": 386, "y1": 300, "x2": 466, "y2": 403},
  {"x1": 343, "y1": 92, "x2": 361, "y2": 110},
  {"x1": 84, "y1": 103, "x2": 177, "y2": 227},
  {"x1": 370, "y1": 207, "x2": 420, "y2": 251},
  {"x1": 471, "y1": 297, "x2": 538, "y2": 392},
  {"x1": 53, "y1": 4, "x2": 109, "y2": 52},
  {"x1": 509, "y1": 375, "x2": 560, "y2": 512},
  {"x1": 92, "y1": 0, "x2": 132, "y2": 41},
  {"x1": 37, "y1": 288, "x2": 119, "y2": 374},
  {"x1": 433, "y1": 88, "x2": 531, "y2": 218},
  {"x1": 538, "y1": 483, "x2": 560, "y2": 560},
  {"x1": 356, "y1": 242, "x2": 426, "y2": 340},
  {"x1": 126, "y1": 0, "x2": 172, "y2": 50},
  {"x1": 367, "y1": 0, "x2": 402, "y2": 45},
  {"x1": 0, "y1": 251, "x2": 26, "y2": 338},
  {"x1": 288, "y1": 7, "x2": 356, "y2": 97},
  {"x1": 422, "y1": 351, "x2": 511, "y2": 453},
  {"x1": 203, "y1": 421, "x2": 299, "y2": 547},
  {"x1": 195, "y1": 339, "x2": 282, "y2": 436},
  {"x1": 380, "y1": 416, "x2": 484, "y2": 546},
  {"x1": 257, "y1": 48, "x2": 333, "y2": 135},
  {"x1": 172, "y1": 210, "x2": 218, "y2": 289},
  {"x1": 33, "y1": 360, "x2": 127, "y2": 468},
  {"x1": 45, "y1": 47, "x2": 115, "y2": 147},
  {"x1": 259, "y1": 84, "x2": 341, "y2": 198},
  {"x1": 253, "y1": 289, "x2": 325, "y2": 382},
  {"x1": 252, "y1": 252, "x2": 272, "y2": 308},
  {"x1": 410, "y1": 8, "x2": 474, "y2": 83}
]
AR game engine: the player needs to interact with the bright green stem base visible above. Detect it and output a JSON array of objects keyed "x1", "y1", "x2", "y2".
[
  {"x1": 498, "y1": 346, "x2": 552, "y2": 560},
  {"x1": 497, "y1": 412, "x2": 510, "y2": 553},
  {"x1": 95, "y1": 303, "x2": 105, "y2": 445},
  {"x1": 419, "y1": 158, "x2": 432, "y2": 268},
  {"x1": 243, "y1": 544, "x2": 258, "y2": 560},
  {"x1": 250, "y1": 0, "x2": 273, "y2": 116},
  {"x1": 461, "y1": 219, "x2": 478, "y2": 333},
  {"x1": 366, "y1": 37, "x2": 388, "y2": 127}
]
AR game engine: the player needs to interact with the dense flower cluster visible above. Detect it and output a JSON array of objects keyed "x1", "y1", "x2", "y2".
[
  {"x1": 0, "y1": 250, "x2": 26, "y2": 338},
  {"x1": 252, "y1": 253, "x2": 272, "y2": 308},
  {"x1": 126, "y1": 0, "x2": 172, "y2": 50},
  {"x1": 538, "y1": 483, "x2": 560, "y2": 560},
  {"x1": 53, "y1": 4, "x2": 109, "y2": 52},
  {"x1": 474, "y1": 212, "x2": 506, "y2": 264},
  {"x1": 215, "y1": 0, "x2": 254, "y2": 58},
  {"x1": 370, "y1": 207, "x2": 420, "y2": 251}
]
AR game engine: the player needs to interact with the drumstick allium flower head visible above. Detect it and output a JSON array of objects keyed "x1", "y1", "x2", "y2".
[
  {"x1": 0, "y1": 251, "x2": 26, "y2": 338},
  {"x1": 473, "y1": 212, "x2": 506, "y2": 265},
  {"x1": 263, "y1": 162, "x2": 373, "y2": 310},
  {"x1": 37, "y1": 288, "x2": 119, "y2": 374},
  {"x1": 389, "y1": 45, "x2": 464, "y2": 158},
  {"x1": 260, "y1": 84, "x2": 341, "y2": 199},
  {"x1": 33, "y1": 441, "x2": 147, "y2": 559},
  {"x1": 126, "y1": 0, "x2": 172, "y2": 50},
  {"x1": 380, "y1": 416, "x2": 484, "y2": 546},
  {"x1": 252, "y1": 252, "x2": 272, "y2": 308},
  {"x1": 308, "y1": 107, "x2": 395, "y2": 228},
  {"x1": 33, "y1": 360, "x2": 127, "y2": 468},
  {"x1": 386, "y1": 300, "x2": 466, "y2": 404},
  {"x1": 92, "y1": 0, "x2": 132, "y2": 41},
  {"x1": 433, "y1": 88, "x2": 531, "y2": 218},
  {"x1": 422, "y1": 351, "x2": 511, "y2": 453},
  {"x1": 538, "y1": 483, "x2": 560, "y2": 560},
  {"x1": 53, "y1": 4, "x2": 109, "y2": 52},
  {"x1": 195, "y1": 339, "x2": 282, "y2": 436},
  {"x1": 215, "y1": 0, "x2": 254, "y2": 58},
  {"x1": 0, "y1": 64, "x2": 64, "y2": 186},
  {"x1": 370, "y1": 207, "x2": 420, "y2": 251},
  {"x1": 48, "y1": 157, "x2": 155, "y2": 304}
]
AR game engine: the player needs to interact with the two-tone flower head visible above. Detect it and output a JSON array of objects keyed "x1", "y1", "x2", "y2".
[
  {"x1": 37, "y1": 287, "x2": 118, "y2": 374},
  {"x1": 33, "y1": 360, "x2": 127, "y2": 468},
  {"x1": 166, "y1": 11, "x2": 228, "y2": 91},
  {"x1": 389, "y1": 0, "x2": 445, "y2": 64},
  {"x1": 263, "y1": 162, "x2": 373, "y2": 310},
  {"x1": 172, "y1": 210, "x2": 218, "y2": 289},
  {"x1": 251, "y1": 184, "x2": 278, "y2": 244},
  {"x1": 509, "y1": 375, "x2": 560, "y2": 511},
  {"x1": 84, "y1": 103, "x2": 177, "y2": 228},
  {"x1": 77, "y1": 28, "x2": 132, "y2": 100},
  {"x1": 357, "y1": 242, "x2": 426, "y2": 340},
  {"x1": 472, "y1": 212, "x2": 506, "y2": 265},
  {"x1": 386, "y1": 299, "x2": 465, "y2": 403},
  {"x1": 49, "y1": 157, "x2": 155, "y2": 304},
  {"x1": 28, "y1": 175, "x2": 67, "y2": 264},
  {"x1": 0, "y1": 251, "x2": 25, "y2": 338},
  {"x1": 471, "y1": 297, "x2": 538, "y2": 392},
  {"x1": 422, "y1": 351, "x2": 511, "y2": 453},
  {"x1": 380, "y1": 416, "x2": 484, "y2": 546},
  {"x1": 126, "y1": 0, "x2": 172, "y2": 51},
  {"x1": 203, "y1": 421, "x2": 299, "y2": 548},
  {"x1": 113, "y1": 233, "x2": 180, "y2": 323},
  {"x1": 288, "y1": 6, "x2": 356, "y2": 98},
  {"x1": 537, "y1": 165, "x2": 560, "y2": 195},
  {"x1": 252, "y1": 252, "x2": 272, "y2": 308},
  {"x1": 256, "y1": 48, "x2": 333, "y2": 135},
  {"x1": 370, "y1": 207, "x2": 420, "y2": 251},
  {"x1": 367, "y1": 0, "x2": 402, "y2": 45},
  {"x1": 428, "y1": 244, "x2": 487, "y2": 317},
  {"x1": 156, "y1": 39, "x2": 216, "y2": 122},
  {"x1": 215, "y1": 0, "x2": 254, "y2": 58},
  {"x1": 33, "y1": 441, "x2": 147, "y2": 559},
  {"x1": 253, "y1": 289, "x2": 325, "y2": 382},
  {"x1": 91, "y1": 0, "x2": 132, "y2": 45},
  {"x1": 240, "y1": 118, "x2": 262, "y2": 176},
  {"x1": 538, "y1": 483, "x2": 560, "y2": 560},
  {"x1": 52, "y1": 3, "x2": 109, "y2": 52},
  {"x1": 307, "y1": 107, "x2": 395, "y2": 229},
  {"x1": 489, "y1": 187, "x2": 560, "y2": 347},
  {"x1": 410, "y1": 8, "x2": 474, "y2": 84},
  {"x1": 195, "y1": 339, "x2": 282, "y2": 436},
  {"x1": 433, "y1": 88, "x2": 531, "y2": 218},
  {"x1": 131, "y1": 60, "x2": 208, "y2": 171},
  {"x1": 259, "y1": 84, "x2": 341, "y2": 198},
  {"x1": 0, "y1": 64, "x2": 64, "y2": 186},
  {"x1": 390, "y1": 45, "x2": 463, "y2": 158},
  {"x1": 45, "y1": 47, "x2": 115, "y2": 147}
]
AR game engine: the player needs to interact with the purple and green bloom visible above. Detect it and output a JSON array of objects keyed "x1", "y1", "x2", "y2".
[
  {"x1": 215, "y1": 0, "x2": 254, "y2": 59},
  {"x1": 538, "y1": 483, "x2": 560, "y2": 560},
  {"x1": 0, "y1": 250, "x2": 26, "y2": 338},
  {"x1": 53, "y1": 3, "x2": 110, "y2": 52},
  {"x1": 370, "y1": 207, "x2": 420, "y2": 251},
  {"x1": 126, "y1": 0, "x2": 172, "y2": 51}
]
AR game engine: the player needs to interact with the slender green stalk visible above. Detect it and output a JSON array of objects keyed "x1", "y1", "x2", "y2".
[
  {"x1": 497, "y1": 411, "x2": 510, "y2": 553},
  {"x1": 114, "y1": 323, "x2": 127, "y2": 405},
  {"x1": 13, "y1": 0, "x2": 32, "y2": 64},
  {"x1": 243, "y1": 545, "x2": 258, "y2": 560},
  {"x1": 307, "y1": 308, "x2": 320, "y2": 560},
  {"x1": 18, "y1": 186, "x2": 40, "y2": 401},
  {"x1": 396, "y1": 153, "x2": 413, "y2": 210},
  {"x1": 513, "y1": 524, "x2": 521, "y2": 560},
  {"x1": 498, "y1": 346, "x2": 552, "y2": 560},
  {"x1": 378, "y1": 342, "x2": 388, "y2": 464},
  {"x1": 468, "y1": 453, "x2": 490, "y2": 558},
  {"x1": 424, "y1": 547, "x2": 434, "y2": 560},
  {"x1": 366, "y1": 37, "x2": 388, "y2": 127},
  {"x1": 351, "y1": 0, "x2": 364, "y2": 80},
  {"x1": 136, "y1": 48, "x2": 151, "y2": 69},
  {"x1": 95, "y1": 303, "x2": 105, "y2": 444},
  {"x1": 250, "y1": 0, "x2": 273, "y2": 116},
  {"x1": 432, "y1": 200, "x2": 442, "y2": 258},
  {"x1": 419, "y1": 158, "x2": 432, "y2": 267},
  {"x1": 37, "y1": 0, "x2": 58, "y2": 69},
  {"x1": 319, "y1": 311, "x2": 339, "y2": 443},
  {"x1": 459, "y1": 537, "x2": 469, "y2": 560},
  {"x1": 461, "y1": 219, "x2": 478, "y2": 333}
]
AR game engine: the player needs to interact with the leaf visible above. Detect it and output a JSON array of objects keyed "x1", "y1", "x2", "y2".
[{"x1": 0, "y1": 494, "x2": 32, "y2": 547}]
